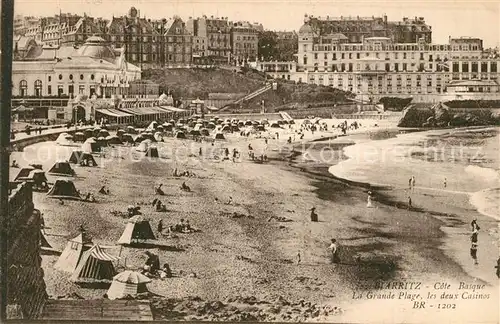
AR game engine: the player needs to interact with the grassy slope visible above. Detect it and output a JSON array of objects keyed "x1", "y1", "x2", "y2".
[{"x1": 142, "y1": 68, "x2": 352, "y2": 110}]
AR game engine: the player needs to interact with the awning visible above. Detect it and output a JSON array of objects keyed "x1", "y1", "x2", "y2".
[
  {"x1": 158, "y1": 105, "x2": 187, "y2": 112},
  {"x1": 90, "y1": 245, "x2": 119, "y2": 261},
  {"x1": 95, "y1": 109, "x2": 133, "y2": 118}
]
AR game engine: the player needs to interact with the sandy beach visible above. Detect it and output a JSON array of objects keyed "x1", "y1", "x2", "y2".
[{"x1": 10, "y1": 119, "x2": 499, "y2": 322}]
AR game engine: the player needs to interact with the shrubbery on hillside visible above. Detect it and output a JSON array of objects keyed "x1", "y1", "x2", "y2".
[
  {"x1": 379, "y1": 97, "x2": 413, "y2": 111},
  {"x1": 444, "y1": 100, "x2": 500, "y2": 109}
]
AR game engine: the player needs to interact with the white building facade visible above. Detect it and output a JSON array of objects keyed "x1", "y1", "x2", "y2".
[{"x1": 258, "y1": 23, "x2": 500, "y2": 103}]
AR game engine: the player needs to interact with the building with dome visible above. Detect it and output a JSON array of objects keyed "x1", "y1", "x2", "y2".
[{"x1": 12, "y1": 36, "x2": 143, "y2": 120}]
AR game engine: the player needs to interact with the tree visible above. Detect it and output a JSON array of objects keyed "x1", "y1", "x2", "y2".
[{"x1": 258, "y1": 31, "x2": 278, "y2": 61}]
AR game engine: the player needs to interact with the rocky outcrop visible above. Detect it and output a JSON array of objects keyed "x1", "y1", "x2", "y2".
[{"x1": 398, "y1": 103, "x2": 500, "y2": 128}]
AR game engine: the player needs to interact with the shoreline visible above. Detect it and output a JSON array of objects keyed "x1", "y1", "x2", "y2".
[{"x1": 280, "y1": 127, "x2": 499, "y2": 287}]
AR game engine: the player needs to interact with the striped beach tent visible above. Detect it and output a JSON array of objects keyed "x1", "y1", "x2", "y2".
[
  {"x1": 54, "y1": 232, "x2": 93, "y2": 273},
  {"x1": 71, "y1": 245, "x2": 119, "y2": 285},
  {"x1": 106, "y1": 271, "x2": 151, "y2": 300}
]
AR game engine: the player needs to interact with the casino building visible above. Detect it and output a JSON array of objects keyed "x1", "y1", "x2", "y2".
[{"x1": 256, "y1": 15, "x2": 500, "y2": 103}]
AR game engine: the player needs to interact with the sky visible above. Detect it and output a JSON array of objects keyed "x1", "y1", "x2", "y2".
[{"x1": 14, "y1": 0, "x2": 500, "y2": 47}]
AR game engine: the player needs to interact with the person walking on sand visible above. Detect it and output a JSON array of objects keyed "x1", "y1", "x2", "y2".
[
  {"x1": 157, "y1": 219, "x2": 164, "y2": 234},
  {"x1": 297, "y1": 251, "x2": 301, "y2": 265},
  {"x1": 366, "y1": 191, "x2": 373, "y2": 208},
  {"x1": 408, "y1": 196, "x2": 412, "y2": 210},
  {"x1": 411, "y1": 176, "x2": 416, "y2": 191},
  {"x1": 329, "y1": 239, "x2": 340, "y2": 264},
  {"x1": 470, "y1": 231, "x2": 478, "y2": 265},
  {"x1": 310, "y1": 207, "x2": 318, "y2": 222},
  {"x1": 471, "y1": 219, "x2": 480, "y2": 233},
  {"x1": 408, "y1": 178, "x2": 412, "y2": 190}
]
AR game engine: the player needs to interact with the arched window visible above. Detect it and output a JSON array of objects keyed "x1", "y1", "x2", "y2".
[
  {"x1": 58, "y1": 74, "x2": 63, "y2": 80},
  {"x1": 69, "y1": 74, "x2": 73, "y2": 80},
  {"x1": 80, "y1": 74, "x2": 84, "y2": 80},
  {"x1": 19, "y1": 80, "x2": 28, "y2": 97},
  {"x1": 34, "y1": 80, "x2": 42, "y2": 97}
]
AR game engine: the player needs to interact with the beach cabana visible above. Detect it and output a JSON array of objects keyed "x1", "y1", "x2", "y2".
[
  {"x1": 106, "y1": 135, "x2": 122, "y2": 145},
  {"x1": 98, "y1": 130, "x2": 110, "y2": 138},
  {"x1": 146, "y1": 147, "x2": 159, "y2": 158},
  {"x1": 54, "y1": 232, "x2": 93, "y2": 273},
  {"x1": 200, "y1": 129, "x2": 210, "y2": 136},
  {"x1": 71, "y1": 245, "x2": 119, "y2": 285},
  {"x1": 48, "y1": 161, "x2": 75, "y2": 177},
  {"x1": 175, "y1": 131, "x2": 186, "y2": 139},
  {"x1": 69, "y1": 150, "x2": 97, "y2": 166},
  {"x1": 73, "y1": 132, "x2": 86, "y2": 142},
  {"x1": 107, "y1": 271, "x2": 151, "y2": 300},
  {"x1": 121, "y1": 134, "x2": 134, "y2": 144},
  {"x1": 213, "y1": 132, "x2": 225, "y2": 140},
  {"x1": 270, "y1": 122, "x2": 281, "y2": 128},
  {"x1": 81, "y1": 138, "x2": 100, "y2": 153},
  {"x1": 117, "y1": 216, "x2": 157, "y2": 247},
  {"x1": 46, "y1": 180, "x2": 81, "y2": 200},
  {"x1": 56, "y1": 133, "x2": 73, "y2": 146},
  {"x1": 136, "y1": 139, "x2": 151, "y2": 153}
]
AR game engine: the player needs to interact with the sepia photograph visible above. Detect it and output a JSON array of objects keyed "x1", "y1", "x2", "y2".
[{"x1": 2, "y1": 0, "x2": 499, "y2": 322}]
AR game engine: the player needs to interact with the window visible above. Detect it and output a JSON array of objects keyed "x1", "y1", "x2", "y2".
[
  {"x1": 452, "y1": 63, "x2": 459, "y2": 73},
  {"x1": 47, "y1": 85, "x2": 52, "y2": 95},
  {"x1": 69, "y1": 74, "x2": 73, "y2": 80},
  {"x1": 462, "y1": 62, "x2": 469, "y2": 73},
  {"x1": 34, "y1": 80, "x2": 42, "y2": 97},
  {"x1": 57, "y1": 85, "x2": 64, "y2": 97},
  {"x1": 356, "y1": 53, "x2": 360, "y2": 59},
  {"x1": 79, "y1": 85, "x2": 85, "y2": 94},
  {"x1": 48, "y1": 76, "x2": 52, "y2": 82},
  {"x1": 314, "y1": 53, "x2": 318, "y2": 60},
  {"x1": 80, "y1": 74, "x2": 84, "y2": 80},
  {"x1": 19, "y1": 80, "x2": 27, "y2": 97},
  {"x1": 71, "y1": 242, "x2": 79, "y2": 250},
  {"x1": 491, "y1": 62, "x2": 497, "y2": 73},
  {"x1": 58, "y1": 74, "x2": 63, "y2": 80},
  {"x1": 68, "y1": 85, "x2": 74, "y2": 95}
]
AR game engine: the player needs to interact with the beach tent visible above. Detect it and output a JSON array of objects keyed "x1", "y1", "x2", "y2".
[
  {"x1": 231, "y1": 125, "x2": 240, "y2": 132},
  {"x1": 146, "y1": 147, "x2": 159, "y2": 158},
  {"x1": 289, "y1": 120, "x2": 295, "y2": 124},
  {"x1": 98, "y1": 130, "x2": 110, "y2": 138},
  {"x1": 145, "y1": 121, "x2": 158, "y2": 132},
  {"x1": 82, "y1": 138, "x2": 100, "y2": 153},
  {"x1": 56, "y1": 133, "x2": 73, "y2": 146},
  {"x1": 162, "y1": 123, "x2": 173, "y2": 131},
  {"x1": 154, "y1": 132, "x2": 163, "y2": 142},
  {"x1": 116, "y1": 129, "x2": 125, "y2": 136},
  {"x1": 106, "y1": 135, "x2": 122, "y2": 145},
  {"x1": 54, "y1": 232, "x2": 93, "y2": 273},
  {"x1": 255, "y1": 125, "x2": 265, "y2": 131},
  {"x1": 40, "y1": 231, "x2": 52, "y2": 249},
  {"x1": 134, "y1": 134, "x2": 147, "y2": 143},
  {"x1": 277, "y1": 120, "x2": 284, "y2": 125},
  {"x1": 107, "y1": 271, "x2": 151, "y2": 300},
  {"x1": 92, "y1": 128, "x2": 102, "y2": 137},
  {"x1": 14, "y1": 167, "x2": 35, "y2": 181},
  {"x1": 69, "y1": 150, "x2": 97, "y2": 166},
  {"x1": 126, "y1": 126, "x2": 137, "y2": 134},
  {"x1": 71, "y1": 244, "x2": 119, "y2": 285},
  {"x1": 136, "y1": 139, "x2": 151, "y2": 153},
  {"x1": 213, "y1": 132, "x2": 225, "y2": 140},
  {"x1": 175, "y1": 131, "x2": 186, "y2": 139},
  {"x1": 96, "y1": 137, "x2": 108, "y2": 147},
  {"x1": 270, "y1": 122, "x2": 281, "y2": 128},
  {"x1": 48, "y1": 161, "x2": 75, "y2": 177},
  {"x1": 281, "y1": 120, "x2": 289, "y2": 124},
  {"x1": 189, "y1": 130, "x2": 201, "y2": 137},
  {"x1": 244, "y1": 120, "x2": 253, "y2": 126},
  {"x1": 200, "y1": 129, "x2": 210, "y2": 136},
  {"x1": 194, "y1": 123, "x2": 203, "y2": 131},
  {"x1": 47, "y1": 180, "x2": 80, "y2": 200},
  {"x1": 121, "y1": 133, "x2": 134, "y2": 144},
  {"x1": 84, "y1": 129, "x2": 94, "y2": 139},
  {"x1": 73, "y1": 132, "x2": 86, "y2": 142},
  {"x1": 117, "y1": 216, "x2": 157, "y2": 246},
  {"x1": 206, "y1": 122, "x2": 216, "y2": 130},
  {"x1": 238, "y1": 121, "x2": 244, "y2": 127},
  {"x1": 221, "y1": 125, "x2": 231, "y2": 133}
]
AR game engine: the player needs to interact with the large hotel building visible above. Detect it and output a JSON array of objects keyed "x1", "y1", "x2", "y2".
[{"x1": 257, "y1": 15, "x2": 500, "y2": 103}]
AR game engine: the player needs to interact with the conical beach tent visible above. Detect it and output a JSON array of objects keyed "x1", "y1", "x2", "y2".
[
  {"x1": 69, "y1": 150, "x2": 97, "y2": 166},
  {"x1": 54, "y1": 232, "x2": 93, "y2": 273},
  {"x1": 71, "y1": 244, "x2": 119, "y2": 284},
  {"x1": 146, "y1": 147, "x2": 159, "y2": 158},
  {"x1": 48, "y1": 161, "x2": 75, "y2": 176},
  {"x1": 81, "y1": 138, "x2": 99, "y2": 153},
  {"x1": 56, "y1": 133, "x2": 73, "y2": 146},
  {"x1": 106, "y1": 135, "x2": 122, "y2": 145},
  {"x1": 117, "y1": 216, "x2": 157, "y2": 246},
  {"x1": 145, "y1": 121, "x2": 158, "y2": 132},
  {"x1": 213, "y1": 132, "x2": 225, "y2": 140},
  {"x1": 136, "y1": 139, "x2": 151, "y2": 152},
  {"x1": 107, "y1": 271, "x2": 151, "y2": 300},
  {"x1": 47, "y1": 180, "x2": 81, "y2": 200},
  {"x1": 14, "y1": 167, "x2": 35, "y2": 181},
  {"x1": 175, "y1": 131, "x2": 186, "y2": 139}
]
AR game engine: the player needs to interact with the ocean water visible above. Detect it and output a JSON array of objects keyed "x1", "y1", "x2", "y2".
[{"x1": 328, "y1": 127, "x2": 500, "y2": 221}]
